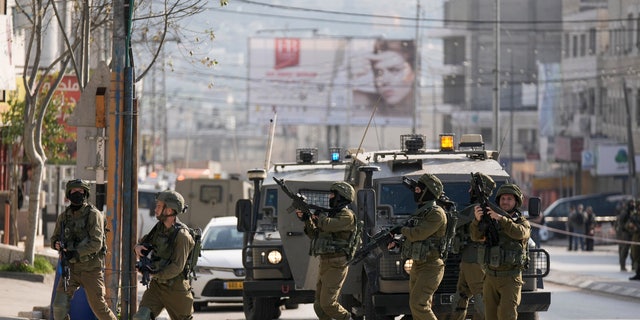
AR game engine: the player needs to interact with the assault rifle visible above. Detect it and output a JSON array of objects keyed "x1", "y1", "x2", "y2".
[
  {"x1": 348, "y1": 221, "x2": 409, "y2": 265},
  {"x1": 273, "y1": 177, "x2": 329, "y2": 223},
  {"x1": 135, "y1": 244, "x2": 156, "y2": 287},
  {"x1": 471, "y1": 172, "x2": 509, "y2": 247},
  {"x1": 59, "y1": 221, "x2": 70, "y2": 292}
]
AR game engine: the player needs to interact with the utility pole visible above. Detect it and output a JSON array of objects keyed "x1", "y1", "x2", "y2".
[
  {"x1": 623, "y1": 79, "x2": 637, "y2": 196},
  {"x1": 493, "y1": 0, "x2": 501, "y2": 150},
  {"x1": 412, "y1": 0, "x2": 420, "y2": 134}
]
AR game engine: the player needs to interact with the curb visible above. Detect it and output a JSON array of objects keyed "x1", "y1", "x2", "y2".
[
  {"x1": 0, "y1": 271, "x2": 45, "y2": 283},
  {"x1": 546, "y1": 269, "x2": 640, "y2": 299}
]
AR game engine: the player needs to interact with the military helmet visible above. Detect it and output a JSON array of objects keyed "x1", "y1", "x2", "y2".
[
  {"x1": 157, "y1": 190, "x2": 186, "y2": 214},
  {"x1": 471, "y1": 173, "x2": 496, "y2": 196},
  {"x1": 495, "y1": 183, "x2": 523, "y2": 208},
  {"x1": 418, "y1": 173, "x2": 443, "y2": 198},
  {"x1": 330, "y1": 182, "x2": 355, "y2": 202},
  {"x1": 65, "y1": 179, "x2": 91, "y2": 199}
]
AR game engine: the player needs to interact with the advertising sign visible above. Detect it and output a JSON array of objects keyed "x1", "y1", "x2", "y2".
[
  {"x1": 595, "y1": 144, "x2": 640, "y2": 176},
  {"x1": 248, "y1": 37, "x2": 415, "y2": 126}
]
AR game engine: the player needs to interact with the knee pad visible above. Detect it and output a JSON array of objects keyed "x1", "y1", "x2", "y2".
[
  {"x1": 133, "y1": 306, "x2": 153, "y2": 320},
  {"x1": 52, "y1": 293, "x2": 70, "y2": 320},
  {"x1": 472, "y1": 293, "x2": 485, "y2": 316}
]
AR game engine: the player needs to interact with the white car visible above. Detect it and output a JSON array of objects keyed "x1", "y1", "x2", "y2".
[{"x1": 191, "y1": 216, "x2": 245, "y2": 311}]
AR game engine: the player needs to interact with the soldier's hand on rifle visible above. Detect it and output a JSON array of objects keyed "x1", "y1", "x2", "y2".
[
  {"x1": 134, "y1": 244, "x2": 148, "y2": 258},
  {"x1": 54, "y1": 241, "x2": 61, "y2": 251},
  {"x1": 474, "y1": 206, "x2": 484, "y2": 221}
]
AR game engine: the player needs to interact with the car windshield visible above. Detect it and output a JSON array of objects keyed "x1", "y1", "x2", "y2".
[{"x1": 202, "y1": 225, "x2": 243, "y2": 250}]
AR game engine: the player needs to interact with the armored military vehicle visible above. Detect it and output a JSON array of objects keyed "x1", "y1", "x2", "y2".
[{"x1": 237, "y1": 134, "x2": 550, "y2": 320}]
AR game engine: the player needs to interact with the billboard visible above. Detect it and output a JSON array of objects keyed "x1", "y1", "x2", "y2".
[
  {"x1": 248, "y1": 37, "x2": 416, "y2": 126},
  {"x1": 595, "y1": 144, "x2": 640, "y2": 176}
]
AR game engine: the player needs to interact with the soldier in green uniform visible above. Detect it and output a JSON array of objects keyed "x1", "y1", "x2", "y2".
[
  {"x1": 295, "y1": 181, "x2": 357, "y2": 320},
  {"x1": 389, "y1": 173, "x2": 447, "y2": 320},
  {"x1": 449, "y1": 173, "x2": 495, "y2": 320},
  {"x1": 51, "y1": 179, "x2": 117, "y2": 320},
  {"x1": 626, "y1": 198, "x2": 640, "y2": 280},
  {"x1": 133, "y1": 190, "x2": 195, "y2": 320},
  {"x1": 470, "y1": 184, "x2": 530, "y2": 320}
]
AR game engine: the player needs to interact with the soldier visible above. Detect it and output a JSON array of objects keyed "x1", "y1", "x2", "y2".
[
  {"x1": 51, "y1": 179, "x2": 117, "y2": 320},
  {"x1": 133, "y1": 190, "x2": 195, "y2": 320},
  {"x1": 389, "y1": 173, "x2": 447, "y2": 320},
  {"x1": 295, "y1": 181, "x2": 357, "y2": 320},
  {"x1": 470, "y1": 183, "x2": 531, "y2": 320},
  {"x1": 627, "y1": 198, "x2": 640, "y2": 281},
  {"x1": 449, "y1": 173, "x2": 495, "y2": 320},
  {"x1": 614, "y1": 200, "x2": 632, "y2": 271}
]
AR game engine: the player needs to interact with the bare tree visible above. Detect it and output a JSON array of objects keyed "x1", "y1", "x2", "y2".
[{"x1": 11, "y1": 0, "x2": 228, "y2": 265}]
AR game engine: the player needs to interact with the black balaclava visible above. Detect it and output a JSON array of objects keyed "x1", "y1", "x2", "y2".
[{"x1": 68, "y1": 191, "x2": 86, "y2": 211}]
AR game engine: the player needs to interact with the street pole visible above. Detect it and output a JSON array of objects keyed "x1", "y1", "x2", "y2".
[
  {"x1": 509, "y1": 49, "x2": 514, "y2": 174},
  {"x1": 493, "y1": 0, "x2": 501, "y2": 150},
  {"x1": 412, "y1": 0, "x2": 420, "y2": 134},
  {"x1": 623, "y1": 79, "x2": 637, "y2": 196}
]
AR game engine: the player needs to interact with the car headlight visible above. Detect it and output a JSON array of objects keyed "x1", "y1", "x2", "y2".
[{"x1": 261, "y1": 250, "x2": 283, "y2": 265}]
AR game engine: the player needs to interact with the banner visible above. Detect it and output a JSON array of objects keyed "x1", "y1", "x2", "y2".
[
  {"x1": 0, "y1": 15, "x2": 16, "y2": 90},
  {"x1": 248, "y1": 37, "x2": 416, "y2": 126}
]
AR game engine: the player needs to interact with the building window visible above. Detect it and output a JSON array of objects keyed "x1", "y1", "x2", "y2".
[
  {"x1": 637, "y1": 17, "x2": 640, "y2": 49},
  {"x1": 565, "y1": 33, "x2": 571, "y2": 58},
  {"x1": 580, "y1": 34, "x2": 586, "y2": 56},
  {"x1": 573, "y1": 35, "x2": 578, "y2": 57},
  {"x1": 636, "y1": 89, "x2": 640, "y2": 127},
  {"x1": 628, "y1": 13, "x2": 634, "y2": 54},
  {"x1": 589, "y1": 28, "x2": 596, "y2": 55}
]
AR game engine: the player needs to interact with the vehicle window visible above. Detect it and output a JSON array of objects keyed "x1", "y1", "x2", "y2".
[
  {"x1": 202, "y1": 225, "x2": 244, "y2": 250},
  {"x1": 265, "y1": 188, "x2": 278, "y2": 209},
  {"x1": 299, "y1": 189, "x2": 331, "y2": 208},
  {"x1": 379, "y1": 183, "x2": 416, "y2": 215},
  {"x1": 200, "y1": 185, "x2": 222, "y2": 203}
]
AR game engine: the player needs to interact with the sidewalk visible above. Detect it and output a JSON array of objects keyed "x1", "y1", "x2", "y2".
[{"x1": 1, "y1": 241, "x2": 639, "y2": 319}]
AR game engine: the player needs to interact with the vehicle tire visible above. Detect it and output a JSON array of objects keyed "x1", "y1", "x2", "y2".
[
  {"x1": 192, "y1": 301, "x2": 207, "y2": 312},
  {"x1": 363, "y1": 278, "x2": 395, "y2": 320},
  {"x1": 538, "y1": 226, "x2": 549, "y2": 242},
  {"x1": 284, "y1": 300, "x2": 299, "y2": 310},
  {"x1": 243, "y1": 294, "x2": 280, "y2": 320},
  {"x1": 517, "y1": 312, "x2": 539, "y2": 320}
]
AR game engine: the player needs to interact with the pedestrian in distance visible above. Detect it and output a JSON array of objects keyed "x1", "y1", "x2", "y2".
[
  {"x1": 569, "y1": 204, "x2": 586, "y2": 251},
  {"x1": 50, "y1": 179, "x2": 117, "y2": 320},
  {"x1": 295, "y1": 182, "x2": 358, "y2": 320},
  {"x1": 567, "y1": 205, "x2": 576, "y2": 251},
  {"x1": 449, "y1": 172, "x2": 496, "y2": 320},
  {"x1": 133, "y1": 190, "x2": 195, "y2": 320},
  {"x1": 470, "y1": 183, "x2": 531, "y2": 320},
  {"x1": 388, "y1": 173, "x2": 447, "y2": 320},
  {"x1": 584, "y1": 206, "x2": 596, "y2": 251}
]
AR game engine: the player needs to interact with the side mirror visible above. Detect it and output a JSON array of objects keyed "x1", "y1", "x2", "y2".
[
  {"x1": 236, "y1": 199, "x2": 253, "y2": 232},
  {"x1": 527, "y1": 197, "x2": 541, "y2": 217}
]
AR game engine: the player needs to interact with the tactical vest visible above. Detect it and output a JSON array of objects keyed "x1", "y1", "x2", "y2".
[
  {"x1": 310, "y1": 209, "x2": 355, "y2": 257},
  {"x1": 480, "y1": 216, "x2": 529, "y2": 271},
  {"x1": 144, "y1": 221, "x2": 196, "y2": 277},
  {"x1": 401, "y1": 203, "x2": 445, "y2": 261},
  {"x1": 452, "y1": 205, "x2": 481, "y2": 262},
  {"x1": 62, "y1": 203, "x2": 107, "y2": 263}
]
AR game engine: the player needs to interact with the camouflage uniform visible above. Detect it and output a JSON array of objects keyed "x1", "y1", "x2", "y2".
[
  {"x1": 450, "y1": 173, "x2": 496, "y2": 320},
  {"x1": 399, "y1": 173, "x2": 447, "y2": 320},
  {"x1": 134, "y1": 190, "x2": 195, "y2": 320},
  {"x1": 615, "y1": 201, "x2": 633, "y2": 271},
  {"x1": 626, "y1": 199, "x2": 640, "y2": 280},
  {"x1": 470, "y1": 184, "x2": 530, "y2": 320},
  {"x1": 51, "y1": 179, "x2": 117, "y2": 320},
  {"x1": 302, "y1": 182, "x2": 356, "y2": 320}
]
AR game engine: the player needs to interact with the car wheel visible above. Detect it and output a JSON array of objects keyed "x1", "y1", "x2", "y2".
[
  {"x1": 243, "y1": 294, "x2": 280, "y2": 320},
  {"x1": 538, "y1": 226, "x2": 549, "y2": 242},
  {"x1": 193, "y1": 302, "x2": 207, "y2": 312}
]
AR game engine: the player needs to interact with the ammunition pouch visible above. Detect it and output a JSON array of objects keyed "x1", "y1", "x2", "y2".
[
  {"x1": 401, "y1": 237, "x2": 442, "y2": 261},
  {"x1": 482, "y1": 245, "x2": 527, "y2": 269},
  {"x1": 311, "y1": 237, "x2": 349, "y2": 257}
]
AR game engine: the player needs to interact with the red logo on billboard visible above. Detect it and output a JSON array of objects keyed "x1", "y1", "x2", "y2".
[{"x1": 274, "y1": 38, "x2": 300, "y2": 70}]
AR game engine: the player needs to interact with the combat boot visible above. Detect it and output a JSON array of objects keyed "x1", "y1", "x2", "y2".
[{"x1": 629, "y1": 274, "x2": 640, "y2": 281}]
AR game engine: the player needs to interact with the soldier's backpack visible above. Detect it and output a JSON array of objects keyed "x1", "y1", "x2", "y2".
[
  {"x1": 346, "y1": 219, "x2": 364, "y2": 260},
  {"x1": 173, "y1": 223, "x2": 203, "y2": 282},
  {"x1": 438, "y1": 195, "x2": 459, "y2": 261}
]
